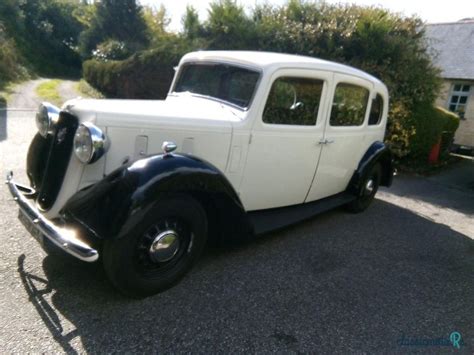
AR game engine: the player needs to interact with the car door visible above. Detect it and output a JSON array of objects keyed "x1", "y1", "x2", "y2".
[
  {"x1": 238, "y1": 69, "x2": 331, "y2": 211},
  {"x1": 306, "y1": 73, "x2": 373, "y2": 202}
]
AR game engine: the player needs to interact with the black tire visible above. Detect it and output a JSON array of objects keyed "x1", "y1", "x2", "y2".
[
  {"x1": 103, "y1": 195, "x2": 207, "y2": 298},
  {"x1": 346, "y1": 163, "x2": 382, "y2": 213}
]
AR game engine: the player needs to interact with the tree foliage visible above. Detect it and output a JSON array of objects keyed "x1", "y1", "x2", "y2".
[
  {"x1": 182, "y1": 5, "x2": 202, "y2": 40},
  {"x1": 0, "y1": 0, "x2": 85, "y2": 76},
  {"x1": 79, "y1": 0, "x2": 149, "y2": 58},
  {"x1": 0, "y1": 0, "x2": 445, "y2": 164},
  {"x1": 203, "y1": 0, "x2": 257, "y2": 49},
  {"x1": 143, "y1": 4, "x2": 172, "y2": 45},
  {"x1": 0, "y1": 24, "x2": 29, "y2": 86}
]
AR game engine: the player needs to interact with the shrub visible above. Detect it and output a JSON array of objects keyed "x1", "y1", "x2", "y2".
[
  {"x1": 440, "y1": 107, "x2": 460, "y2": 135},
  {"x1": 385, "y1": 101, "x2": 416, "y2": 158},
  {"x1": 437, "y1": 107, "x2": 460, "y2": 160},
  {"x1": 84, "y1": 39, "x2": 189, "y2": 99},
  {"x1": 406, "y1": 104, "x2": 460, "y2": 163},
  {"x1": 92, "y1": 40, "x2": 131, "y2": 61},
  {"x1": 76, "y1": 79, "x2": 104, "y2": 99}
]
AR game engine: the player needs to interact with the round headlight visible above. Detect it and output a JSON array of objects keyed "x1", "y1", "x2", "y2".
[
  {"x1": 35, "y1": 102, "x2": 59, "y2": 137},
  {"x1": 73, "y1": 122, "x2": 109, "y2": 164}
]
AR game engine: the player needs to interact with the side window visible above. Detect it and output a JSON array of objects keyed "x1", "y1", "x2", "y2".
[
  {"x1": 330, "y1": 83, "x2": 369, "y2": 126},
  {"x1": 368, "y1": 93, "x2": 384, "y2": 125},
  {"x1": 263, "y1": 77, "x2": 324, "y2": 126}
]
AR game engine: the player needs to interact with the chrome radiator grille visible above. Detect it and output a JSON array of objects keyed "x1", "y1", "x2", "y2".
[{"x1": 26, "y1": 111, "x2": 78, "y2": 210}]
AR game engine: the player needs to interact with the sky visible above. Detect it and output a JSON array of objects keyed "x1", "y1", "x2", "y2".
[{"x1": 140, "y1": 0, "x2": 474, "y2": 32}]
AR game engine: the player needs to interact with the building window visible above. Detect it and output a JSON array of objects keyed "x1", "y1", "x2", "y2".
[{"x1": 449, "y1": 84, "x2": 470, "y2": 119}]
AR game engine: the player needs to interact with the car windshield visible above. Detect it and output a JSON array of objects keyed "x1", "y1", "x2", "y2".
[{"x1": 173, "y1": 63, "x2": 260, "y2": 109}]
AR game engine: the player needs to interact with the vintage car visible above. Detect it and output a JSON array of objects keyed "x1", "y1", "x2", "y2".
[{"x1": 7, "y1": 51, "x2": 393, "y2": 297}]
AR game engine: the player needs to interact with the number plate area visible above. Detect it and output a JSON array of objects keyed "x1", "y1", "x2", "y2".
[{"x1": 18, "y1": 210, "x2": 44, "y2": 246}]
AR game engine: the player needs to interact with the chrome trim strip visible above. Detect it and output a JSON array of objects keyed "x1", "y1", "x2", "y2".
[{"x1": 6, "y1": 171, "x2": 99, "y2": 262}]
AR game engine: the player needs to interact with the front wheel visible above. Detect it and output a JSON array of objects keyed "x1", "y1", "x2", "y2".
[
  {"x1": 103, "y1": 195, "x2": 207, "y2": 298},
  {"x1": 346, "y1": 163, "x2": 382, "y2": 213}
]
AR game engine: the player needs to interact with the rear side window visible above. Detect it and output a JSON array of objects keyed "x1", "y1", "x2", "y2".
[
  {"x1": 263, "y1": 77, "x2": 324, "y2": 126},
  {"x1": 368, "y1": 94, "x2": 384, "y2": 125},
  {"x1": 330, "y1": 83, "x2": 369, "y2": 126}
]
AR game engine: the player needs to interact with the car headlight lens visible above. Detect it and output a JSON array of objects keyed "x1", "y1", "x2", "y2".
[
  {"x1": 35, "y1": 102, "x2": 59, "y2": 137},
  {"x1": 73, "y1": 122, "x2": 109, "y2": 164},
  {"x1": 74, "y1": 125, "x2": 93, "y2": 163}
]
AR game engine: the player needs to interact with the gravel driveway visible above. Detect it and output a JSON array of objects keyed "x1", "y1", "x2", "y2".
[
  {"x1": 7, "y1": 78, "x2": 48, "y2": 110},
  {"x1": 0, "y1": 88, "x2": 473, "y2": 353}
]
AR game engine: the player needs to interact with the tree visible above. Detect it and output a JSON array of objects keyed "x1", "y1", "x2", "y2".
[
  {"x1": 143, "y1": 4, "x2": 172, "y2": 45},
  {"x1": 204, "y1": 0, "x2": 257, "y2": 49},
  {"x1": 79, "y1": 0, "x2": 149, "y2": 58},
  {"x1": 182, "y1": 5, "x2": 202, "y2": 40},
  {"x1": 0, "y1": 0, "x2": 85, "y2": 76}
]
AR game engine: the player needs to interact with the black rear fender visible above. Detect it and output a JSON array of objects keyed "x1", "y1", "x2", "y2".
[{"x1": 347, "y1": 141, "x2": 394, "y2": 195}]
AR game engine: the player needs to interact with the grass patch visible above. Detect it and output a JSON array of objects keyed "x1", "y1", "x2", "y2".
[
  {"x1": 75, "y1": 79, "x2": 104, "y2": 99},
  {"x1": 35, "y1": 79, "x2": 62, "y2": 106}
]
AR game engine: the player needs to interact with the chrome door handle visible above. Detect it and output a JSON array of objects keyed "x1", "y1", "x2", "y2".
[{"x1": 318, "y1": 139, "x2": 335, "y2": 145}]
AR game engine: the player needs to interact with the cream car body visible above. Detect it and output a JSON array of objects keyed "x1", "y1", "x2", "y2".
[{"x1": 51, "y1": 51, "x2": 388, "y2": 215}]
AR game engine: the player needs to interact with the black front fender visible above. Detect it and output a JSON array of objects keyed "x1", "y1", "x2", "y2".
[{"x1": 61, "y1": 153, "x2": 252, "y2": 243}]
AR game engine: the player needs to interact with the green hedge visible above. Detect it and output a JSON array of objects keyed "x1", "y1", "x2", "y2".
[
  {"x1": 83, "y1": 41, "x2": 188, "y2": 99},
  {"x1": 407, "y1": 105, "x2": 459, "y2": 163}
]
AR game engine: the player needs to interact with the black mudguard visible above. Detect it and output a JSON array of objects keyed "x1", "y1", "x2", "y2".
[
  {"x1": 61, "y1": 153, "x2": 253, "y2": 244},
  {"x1": 347, "y1": 141, "x2": 394, "y2": 195}
]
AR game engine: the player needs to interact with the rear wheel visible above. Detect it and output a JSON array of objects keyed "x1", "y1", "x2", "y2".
[
  {"x1": 103, "y1": 195, "x2": 207, "y2": 298},
  {"x1": 346, "y1": 163, "x2": 382, "y2": 213}
]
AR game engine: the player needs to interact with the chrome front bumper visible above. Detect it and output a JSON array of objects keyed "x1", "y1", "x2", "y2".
[{"x1": 6, "y1": 172, "x2": 99, "y2": 262}]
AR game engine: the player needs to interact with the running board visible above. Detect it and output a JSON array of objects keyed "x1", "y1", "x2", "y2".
[{"x1": 248, "y1": 192, "x2": 356, "y2": 235}]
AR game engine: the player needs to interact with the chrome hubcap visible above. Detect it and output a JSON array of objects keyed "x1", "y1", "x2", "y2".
[
  {"x1": 149, "y1": 230, "x2": 180, "y2": 263},
  {"x1": 365, "y1": 179, "x2": 375, "y2": 195}
]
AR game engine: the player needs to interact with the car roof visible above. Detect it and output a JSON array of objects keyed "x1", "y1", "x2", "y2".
[{"x1": 181, "y1": 50, "x2": 383, "y2": 85}]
